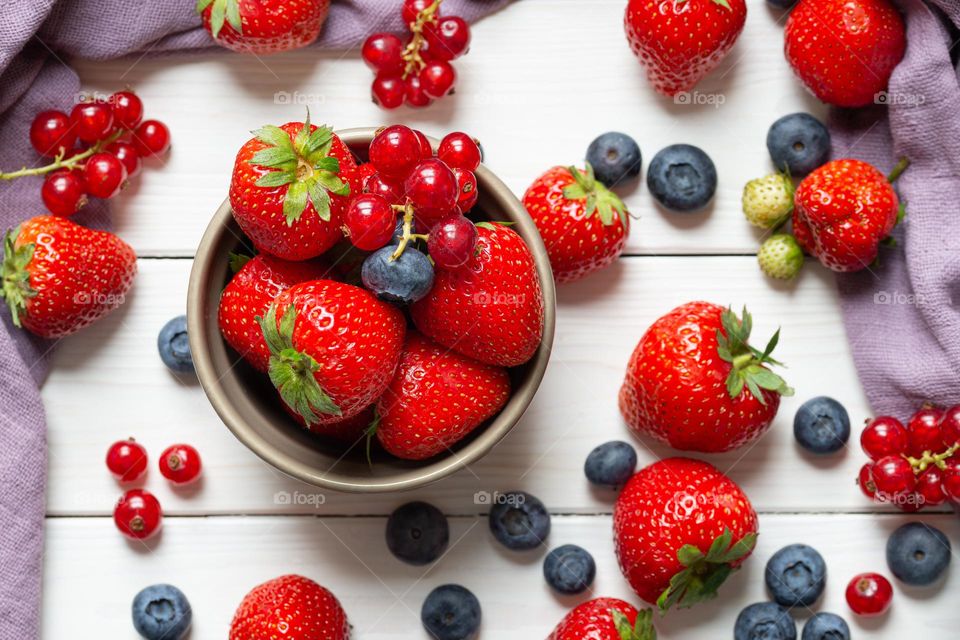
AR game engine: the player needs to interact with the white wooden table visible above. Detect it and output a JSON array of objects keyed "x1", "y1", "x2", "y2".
[{"x1": 43, "y1": 1, "x2": 958, "y2": 637}]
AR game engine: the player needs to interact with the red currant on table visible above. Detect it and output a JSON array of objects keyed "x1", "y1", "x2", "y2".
[
  {"x1": 105, "y1": 438, "x2": 148, "y2": 483},
  {"x1": 857, "y1": 462, "x2": 876, "y2": 499},
  {"x1": 404, "y1": 158, "x2": 458, "y2": 225},
  {"x1": 106, "y1": 140, "x2": 142, "y2": 178},
  {"x1": 871, "y1": 455, "x2": 916, "y2": 495},
  {"x1": 439, "y1": 132, "x2": 482, "y2": 172},
  {"x1": 860, "y1": 416, "x2": 907, "y2": 460},
  {"x1": 423, "y1": 16, "x2": 471, "y2": 61},
  {"x1": 906, "y1": 406, "x2": 944, "y2": 456},
  {"x1": 369, "y1": 125, "x2": 423, "y2": 180},
  {"x1": 428, "y1": 213, "x2": 477, "y2": 269},
  {"x1": 84, "y1": 152, "x2": 127, "y2": 199},
  {"x1": 917, "y1": 467, "x2": 946, "y2": 507},
  {"x1": 845, "y1": 573, "x2": 892, "y2": 616},
  {"x1": 404, "y1": 75, "x2": 434, "y2": 108},
  {"x1": 362, "y1": 33, "x2": 405, "y2": 75},
  {"x1": 419, "y1": 60, "x2": 457, "y2": 98},
  {"x1": 114, "y1": 489, "x2": 162, "y2": 539},
  {"x1": 109, "y1": 90, "x2": 144, "y2": 129},
  {"x1": 346, "y1": 194, "x2": 397, "y2": 251},
  {"x1": 29, "y1": 110, "x2": 77, "y2": 158},
  {"x1": 371, "y1": 74, "x2": 405, "y2": 110},
  {"x1": 132, "y1": 119, "x2": 171, "y2": 157},
  {"x1": 41, "y1": 170, "x2": 87, "y2": 217},
  {"x1": 70, "y1": 101, "x2": 115, "y2": 144},
  {"x1": 940, "y1": 404, "x2": 960, "y2": 447},
  {"x1": 159, "y1": 443, "x2": 202, "y2": 485}
]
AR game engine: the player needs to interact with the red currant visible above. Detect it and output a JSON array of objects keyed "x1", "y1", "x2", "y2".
[
  {"x1": 372, "y1": 74, "x2": 405, "y2": 110},
  {"x1": 428, "y1": 214, "x2": 477, "y2": 269},
  {"x1": 845, "y1": 573, "x2": 892, "y2": 616},
  {"x1": 402, "y1": 0, "x2": 435, "y2": 25},
  {"x1": 70, "y1": 101, "x2": 115, "y2": 143},
  {"x1": 423, "y1": 16, "x2": 471, "y2": 61},
  {"x1": 106, "y1": 140, "x2": 142, "y2": 178},
  {"x1": 404, "y1": 158, "x2": 458, "y2": 225},
  {"x1": 159, "y1": 443, "x2": 202, "y2": 485},
  {"x1": 105, "y1": 438, "x2": 148, "y2": 483},
  {"x1": 413, "y1": 129, "x2": 433, "y2": 157},
  {"x1": 895, "y1": 492, "x2": 923, "y2": 512},
  {"x1": 404, "y1": 75, "x2": 434, "y2": 108},
  {"x1": 438, "y1": 132, "x2": 482, "y2": 172},
  {"x1": 419, "y1": 60, "x2": 457, "y2": 98},
  {"x1": 109, "y1": 91, "x2": 144, "y2": 130},
  {"x1": 857, "y1": 462, "x2": 876, "y2": 499},
  {"x1": 132, "y1": 119, "x2": 171, "y2": 157},
  {"x1": 362, "y1": 33, "x2": 405, "y2": 75},
  {"x1": 860, "y1": 416, "x2": 907, "y2": 460},
  {"x1": 345, "y1": 194, "x2": 397, "y2": 251},
  {"x1": 940, "y1": 404, "x2": 960, "y2": 447},
  {"x1": 29, "y1": 110, "x2": 77, "y2": 158},
  {"x1": 871, "y1": 455, "x2": 916, "y2": 495},
  {"x1": 917, "y1": 467, "x2": 946, "y2": 507},
  {"x1": 453, "y1": 168, "x2": 478, "y2": 211},
  {"x1": 364, "y1": 171, "x2": 405, "y2": 204},
  {"x1": 906, "y1": 406, "x2": 944, "y2": 456},
  {"x1": 369, "y1": 125, "x2": 423, "y2": 180},
  {"x1": 114, "y1": 489, "x2": 162, "y2": 539},
  {"x1": 942, "y1": 457, "x2": 960, "y2": 501},
  {"x1": 41, "y1": 169, "x2": 87, "y2": 217},
  {"x1": 84, "y1": 152, "x2": 127, "y2": 199}
]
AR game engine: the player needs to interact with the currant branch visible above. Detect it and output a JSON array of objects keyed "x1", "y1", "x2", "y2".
[
  {"x1": 0, "y1": 128, "x2": 125, "y2": 181},
  {"x1": 401, "y1": 0, "x2": 443, "y2": 79}
]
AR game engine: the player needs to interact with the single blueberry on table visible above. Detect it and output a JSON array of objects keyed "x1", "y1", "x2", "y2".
[
  {"x1": 586, "y1": 132, "x2": 642, "y2": 187},
  {"x1": 794, "y1": 396, "x2": 850, "y2": 454},
  {"x1": 131, "y1": 584, "x2": 192, "y2": 640},
  {"x1": 766, "y1": 0, "x2": 798, "y2": 9},
  {"x1": 765, "y1": 543, "x2": 827, "y2": 607},
  {"x1": 886, "y1": 521, "x2": 951, "y2": 586},
  {"x1": 543, "y1": 544, "x2": 596, "y2": 594},
  {"x1": 584, "y1": 440, "x2": 637, "y2": 488},
  {"x1": 646, "y1": 144, "x2": 717, "y2": 212},
  {"x1": 157, "y1": 315, "x2": 194, "y2": 374},
  {"x1": 421, "y1": 584, "x2": 481, "y2": 640},
  {"x1": 801, "y1": 612, "x2": 850, "y2": 640},
  {"x1": 766, "y1": 113, "x2": 831, "y2": 176},
  {"x1": 386, "y1": 501, "x2": 450, "y2": 566},
  {"x1": 488, "y1": 491, "x2": 550, "y2": 550},
  {"x1": 361, "y1": 245, "x2": 434, "y2": 304},
  {"x1": 734, "y1": 602, "x2": 797, "y2": 640}
]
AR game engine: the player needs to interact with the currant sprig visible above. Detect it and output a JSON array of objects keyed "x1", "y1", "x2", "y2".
[
  {"x1": 401, "y1": 0, "x2": 443, "y2": 79},
  {"x1": 0, "y1": 129, "x2": 123, "y2": 181}
]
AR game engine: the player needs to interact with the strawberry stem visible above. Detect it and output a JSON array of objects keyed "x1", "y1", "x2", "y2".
[
  {"x1": 0, "y1": 129, "x2": 124, "y2": 180},
  {"x1": 657, "y1": 529, "x2": 757, "y2": 611},
  {"x1": 887, "y1": 157, "x2": 909, "y2": 183}
]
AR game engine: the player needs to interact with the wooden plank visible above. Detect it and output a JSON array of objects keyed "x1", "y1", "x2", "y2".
[{"x1": 41, "y1": 513, "x2": 960, "y2": 638}]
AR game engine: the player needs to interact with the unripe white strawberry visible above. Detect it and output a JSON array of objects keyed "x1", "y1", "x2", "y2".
[
  {"x1": 742, "y1": 173, "x2": 793, "y2": 229},
  {"x1": 758, "y1": 234, "x2": 803, "y2": 280}
]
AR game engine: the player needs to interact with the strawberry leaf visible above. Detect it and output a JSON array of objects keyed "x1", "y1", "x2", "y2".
[
  {"x1": 716, "y1": 305, "x2": 792, "y2": 403},
  {"x1": 283, "y1": 181, "x2": 309, "y2": 224},
  {"x1": 306, "y1": 178, "x2": 331, "y2": 222},
  {"x1": 561, "y1": 165, "x2": 629, "y2": 226},
  {"x1": 613, "y1": 608, "x2": 657, "y2": 640},
  {"x1": 0, "y1": 226, "x2": 37, "y2": 328},
  {"x1": 253, "y1": 124, "x2": 293, "y2": 149},
  {"x1": 255, "y1": 171, "x2": 295, "y2": 188},
  {"x1": 657, "y1": 529, "x2": 756, "y2": 611},
  {"x1": 196, "y1": 0, "x2": 215, "y2": 13},
  {"x1": 228, "y1": 252, "x2": 251, "y2": 273},
  {"x1": 250, "y1": 146, "x2": 297, "y2": 170},
  {"x1": 225, "y1": 0, "x2": 242, "y2": 32}
]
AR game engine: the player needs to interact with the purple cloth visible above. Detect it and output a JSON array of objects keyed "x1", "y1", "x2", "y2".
[
  {"x1": 0, "y1": 1, "x2": 508, "y2": 636},
  {"x1": 831, "y1": 0, "x2": 960, "y2": 418}
]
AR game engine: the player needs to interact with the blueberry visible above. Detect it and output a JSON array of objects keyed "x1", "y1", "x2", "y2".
[
  {"x1": 766, "y1": 113, "x2": 831, "y2": 176},
  {"x1": 584, "y1": 440, "x2": 637, "y2": 488},
  {"x1": 361, "y1": 245, "x2": 434, "y2": 304},
  {"x1": 801, "y1": 612, "x2": 850, "y2": 640},
  {"x1": 793, "y1": 396, "x2": 850, "y2": 454},
  {"x1": 766, "y1": 0, "x2": 797, "y2": 8},
  {"x1": 734, "y1": 602, "x2": 797, "y2": 640},
  {"x1": 390, "y1": 215, "x2": 405, "y2": 245},
  {"x1": 646, "y1": 144, "x2": 717, "y2": 212},
  {"x1": 765, "y1": 544, "x2": 827, "y2": 607},
  {"x1": 131, "y1": 584, "x2": 192, "y2": 640},
  {"x1": 488, "y1": 491, "x2": 550, "y2": 550},
  {"x1": 543, "y1": 544, "x2": 595, "y2": 594},
  {"x1": 585, "y1": 132, "x2": 642, "y2": 187},
  {"x1": 421, "y1": 584, "x2": 481, "y2": 640},
  {"x1": 158, "y1": 315, "x2": 194, "y2": 374},
  {"x1": 886, "y1": 522, "x2": 951, "y2": 586},
  {"x1": 386, "y1": 501, "x2": 449, "y2": 566}
]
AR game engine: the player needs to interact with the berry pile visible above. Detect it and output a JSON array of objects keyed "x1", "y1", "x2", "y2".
[
  {"x1": 363, "y1": 0, "x2": 471, "y2": 109},
  {"x1": 2, "y1": 91, "x2": 170, "y2": 217},
  {"x1": 857, "y1": 405, "x2": 960, "y2": 511}
]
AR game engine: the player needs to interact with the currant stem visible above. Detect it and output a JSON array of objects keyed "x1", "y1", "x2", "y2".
[
  {"x1": 391, "y1": 203, "x2": 416, "y2": 261},
  {"x1": 0, "y1": 129, "x2": 125, "y2": 181},
  {"x1": 401, "y1": 0, "x2": 443, "y2": 79},
  {"x1": 904, "y1": 442, "x2": 959, "y2": 473}
]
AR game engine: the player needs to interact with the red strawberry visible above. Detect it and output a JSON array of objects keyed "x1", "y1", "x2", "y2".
[
  {"x1": 619, "y1": 302, "x2": 792, "y2": 453},
  {"x1": 229, "y1": 114, "x2": 357, "y2": 261},
  {"x1": 785, "y1": 0, "x2": 905, "y2": 108},
  {"x1": 624, "y1": 0, "x2": 747, "y2": 97},
  {"x1": 613, "y1": 457, "x2": 759, "y2": 609},
  {"x1": 229, "y1": 574, "x2": 349, "y2": 640},
  {"x1": 218, "y1": 252, "x2": 331, "y2": 372},
  {"x1": 198, "y1": 0, "x2": 330, "y2": 55},
  {"x1": 793, "y1": 158, "x2": 902, "y2": 272},
  {"x1": 1, "y1": 216, "x2": 136, "y2": 338},
  {"x1": 374, "y1": 332, "x2": 511, "y2": 460},
  {"x1": 548, "y1": 598, "x2": 655, "y2": 640},
  {"x1": 258, "y1": 279, "x2": 405, "y2": 426},
  {"x1": 523, "y1": 165, "x2": 629, "y2": 284},
  {"x1": 411, "y1": 223, "x2": 544, "y2": 367}
]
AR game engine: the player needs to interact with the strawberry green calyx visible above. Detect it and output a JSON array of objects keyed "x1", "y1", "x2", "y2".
[
  {"x1": 247, "y1": 111, "x2": 350, "y2": 225},
  {"x1": 257, "y1": 303, "x2": 341, "y2": 425},
  {"x1": 562, "y1": 164, "x2": 628, "y2": 226},
  {"x1": 0, "y1": 227, "x2": 37, "y2": 328},
  {"x1": 716, "y1": 306, "x2": 793, "y2": 405},
  {"x1": 657, "y1": 528, "x2": 757, "y2": 611},
  {"x1": 612, "y1": 608, "x2": 657, "y2": 639},
  {"x1": 228, "y1": 252, "x2": 251, "y2": 273},
  {"x1": 196, "y1": 0, "x2": 243, "y2": 39}
]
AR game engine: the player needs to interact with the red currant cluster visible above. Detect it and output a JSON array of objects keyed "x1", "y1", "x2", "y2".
[
  {"x1": 106, "y1": 439, "x2": 201, "y2": 540},
  {"x1": 362, "y1": 0, "x2": 471, "y2": 109},
  {"x1": 857, "y1": 405, "x2": 960, "y2": 511},
  {"x1": 2, "y1": 91, "x2": 171, "y2": 217},
  {"x1": 347, "y1": 125, "x2": 482, "y2": 273}
]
